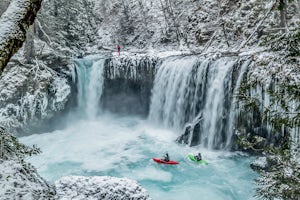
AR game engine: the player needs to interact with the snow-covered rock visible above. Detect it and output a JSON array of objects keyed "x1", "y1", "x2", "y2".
[
  {"x1": 250, "y1": 157, "x2": 269, "y2": 171},
  {"x1": 0, "y1": 50, "x2": 72, "y2": 135},
  {"x1": 0, "y1": 160, "x2": 55, "y2": 199},
  {"x1": 55, "y1": 176, "x2": 151, "y2": 200}
]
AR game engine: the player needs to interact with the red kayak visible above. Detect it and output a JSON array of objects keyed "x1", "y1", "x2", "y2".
[{"x1": 152, "y1": 158, "x2": 179, "y2": 165}]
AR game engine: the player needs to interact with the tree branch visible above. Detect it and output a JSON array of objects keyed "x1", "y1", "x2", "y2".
[
  {"x1": 0, "y1": 0, "x2": 43, "y2": 75},
  {"x1": 236, "y1": 1, "x2": 276, "y2": 51}
]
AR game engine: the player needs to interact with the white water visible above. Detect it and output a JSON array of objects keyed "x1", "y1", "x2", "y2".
[
  {"x1": 20, "y1": 55, "x2": 258, "y2": 199},
  {"x1": 21, "y1": 114, "x2": 257, "y2": 200}
]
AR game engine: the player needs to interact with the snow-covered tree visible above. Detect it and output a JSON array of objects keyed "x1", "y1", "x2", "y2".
[{"x1": 0, "y1": 127, "x2": 56, "y2": 198}]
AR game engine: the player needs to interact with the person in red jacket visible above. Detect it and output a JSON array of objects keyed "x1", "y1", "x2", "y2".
[{"x1": 117, "y1": 45, "x2": 120, "y2": 56}]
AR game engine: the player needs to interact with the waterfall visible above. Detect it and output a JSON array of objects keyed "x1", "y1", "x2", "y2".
[
  {"x1": 72, "y1": 54, "x2": 253, "y2": 149},
  {"x1": 149, "y1": 56, "x2": 248, "y2": 149},
  {"x1": 74, "y1": 57, "x2": 105, "y2": 119},
  {"x1": 148, "y1": 56, "x2": 201, "y2": 130},
  {"x1": 225, "y1": 60, "x2": 251, "y2": 148},
  {"x1": 200, "y1": 58, "x2": 236, "y2": 149}
]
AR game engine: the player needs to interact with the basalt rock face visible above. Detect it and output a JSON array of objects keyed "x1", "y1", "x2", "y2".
[
  {"x1": 232, "y1": 53, "x2": 300, "y2": 152},
  {"x1": 176, "y1": 114, "x2": 203, "y2": 147},
  {"x1": 233, "y1": 88, "x2": 295, "y2": 153},
  {"x1": 102, "y1": 55, "x2": 158, "y2": 116}
]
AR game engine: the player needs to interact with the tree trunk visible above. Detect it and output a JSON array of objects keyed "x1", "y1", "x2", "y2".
[
  {"x1": 0, "y1": 0, "x2": 11, "y2": 17},
  {"x1": 297, "y1": 0, "x2": 300, "y2": 19},
  {"x1": 279, "y1": 0, "x2": 287, "y2": 33},
  {"x1": 0, "y1": 0, "x2": 43, "y2": 75},
  {"x1": 24, "y1": 25, "x2": 35, "y2": 63}
]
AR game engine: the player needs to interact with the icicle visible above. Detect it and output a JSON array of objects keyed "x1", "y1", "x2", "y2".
[{"x1": 226, "y1": 60, "x2": 251, "y2": 149}]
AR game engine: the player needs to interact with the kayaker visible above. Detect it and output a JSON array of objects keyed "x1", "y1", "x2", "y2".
[
  {"x1": 195, "y1": 153, "x2": 202, "y2": 161},
  {"x1": 163, "y1": 152, "x2": 170, "y2": 162}
]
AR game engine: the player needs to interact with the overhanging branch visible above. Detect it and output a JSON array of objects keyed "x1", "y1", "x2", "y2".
[{"x1": 0, "y1": 0, "x2": 43, "y2": 75}]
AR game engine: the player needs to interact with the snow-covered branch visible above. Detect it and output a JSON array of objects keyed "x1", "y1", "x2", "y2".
[
  {"x1": 237, "y1": 1, "x2": 276, "y2": 51},
  {"x1": 0, "y1": 0, "x2": 43, "y2": 75},
  {"x1": 35, "y1": 19, "x2": 52, "y2": 45}
]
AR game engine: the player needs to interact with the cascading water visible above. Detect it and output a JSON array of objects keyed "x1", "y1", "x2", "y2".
[
  {"x1": 149, "y1": 56, "x2": 202, "y2": 130},
  {"x1": 200, "y1": 58, "x2": 236, "y2": 149},
  {"x1": 74, "y1": 56, "x2": 105, "y2": 119},
  {"x1": 226, "y1": 60, "x2": 251, "y2": 148},
  {"x1": 149, "y1": 56, "x2": 249, "y2": 149},
  {"x1": 20, "y1": 54, "x2": 258, "y2": 200}
]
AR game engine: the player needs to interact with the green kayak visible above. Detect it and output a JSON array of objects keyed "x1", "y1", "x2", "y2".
[{"x1": 188, "y1": 153, "x2": 208, "y2": 165}]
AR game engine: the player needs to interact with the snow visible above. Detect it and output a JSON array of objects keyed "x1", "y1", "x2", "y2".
[
  {"x1": 55, "y1": 176, "x2": 151, "y2": 200},
  {"x1": 0, "y1": 0, "x2": 39, "y2": 58},
  {"x1": 0, "y1": 160, "x2": 54, "y2": 199},
  {"x1": 36, "y1": 0, "x2": 300, "y2": 92},
  {"x1": 1, "y1": 157, "x2": 151, "y2": 200},
  {"x1": 0, "y1": 51, "x2": 71, "y2": 134},
  {"x1": 0, "y1": 0, "x2": 299, "y2": 199},
  {"x1": 255, "y1": 53, "x2": 298, "y2": 82},
  {"x1": 252, "y1": 157, "x2": 268, "y2": 169},
  {"x1": 0, "y1": 0, "x2": 30, "y2": 39}
]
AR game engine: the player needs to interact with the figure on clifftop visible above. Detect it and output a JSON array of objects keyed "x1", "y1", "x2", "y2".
[{"x1": 117, "y1": 45, "x2": 120, "y2": 56}]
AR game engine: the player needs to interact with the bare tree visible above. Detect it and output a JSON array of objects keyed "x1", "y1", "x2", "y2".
[
  {"x1": 0, "y1": 0, "x2": 43, "y2": 75},
  {"x1": 159, "y1": 0, "x2": 182, "y2": 44},
  {"x1": 137, "y1": 0, "x2": 148, "y2": 28}
]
